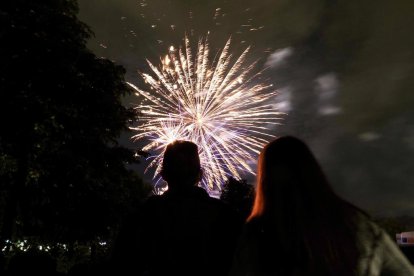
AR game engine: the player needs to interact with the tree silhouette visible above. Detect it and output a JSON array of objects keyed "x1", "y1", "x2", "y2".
[
  {"x1": 220, "y1": 177, "x2": 254, "y2": 221},
  {"x1": 0, "y1": 0, "x2": 148, "y2": 248}
]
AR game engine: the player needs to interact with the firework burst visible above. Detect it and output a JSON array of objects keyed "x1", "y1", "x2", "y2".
[{"x1": 128, "y1": 36, "x2": 283, "y2": 193}]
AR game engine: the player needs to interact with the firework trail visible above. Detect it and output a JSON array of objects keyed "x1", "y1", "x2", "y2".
[{"x1": 128, "y1": 36, "x2": 283, "y2": 193}]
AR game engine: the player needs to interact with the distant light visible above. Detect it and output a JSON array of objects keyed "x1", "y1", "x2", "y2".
[{"x1": 396, "y1": 232, "x2": 414, "y2": 245}]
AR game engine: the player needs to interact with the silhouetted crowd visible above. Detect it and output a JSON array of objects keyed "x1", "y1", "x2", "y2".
[{"x1": 2, "y1": 137, "x2": 414, "y2": 275}]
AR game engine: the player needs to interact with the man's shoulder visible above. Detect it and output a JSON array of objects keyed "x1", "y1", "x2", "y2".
[
  {"x1": 206, "y1": 195, "x2": 231, "y2": 209},
  {"x1": 142, "y1": 189, "x2": 241, "y2": 218},
  {"x1": 141, "y1": 194, "x2": 169, "y2": 210},
  {"x1": 206, "y1": 196, "x2": 243, "y2": 220}
]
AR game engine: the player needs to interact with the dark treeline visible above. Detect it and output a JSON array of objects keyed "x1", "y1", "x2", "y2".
[{"x1": 0, "y1": 0, "x2": 150, "y2": 273}]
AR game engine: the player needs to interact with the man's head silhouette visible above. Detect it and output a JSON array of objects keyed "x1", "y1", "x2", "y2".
[{"x1": 161, "y1": 140, "x2": 202, "y2": 190}]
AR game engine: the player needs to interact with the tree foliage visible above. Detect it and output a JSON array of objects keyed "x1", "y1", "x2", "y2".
[
  {"x1": 220, "y1": 177, "x2": 254, "y2": 221},
  {"x1": 0, "y1": 0, "x2": 148, "y2": 244}
]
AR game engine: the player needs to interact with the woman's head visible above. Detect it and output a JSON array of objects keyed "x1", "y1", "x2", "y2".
[
  {"x1": 250, "y1": 136, "x2": 335, "y2": 220},
  {"x1": 247, "y1": 136, "x2": 362, "y2": 275}
]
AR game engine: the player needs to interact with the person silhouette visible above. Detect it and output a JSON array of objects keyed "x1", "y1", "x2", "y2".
[
  {"x1": 112, "y1": 140, "x2": 242, "y2": 276},
  {"x1": 230, "y1": 136, "x2": 414, "y2": 276}
]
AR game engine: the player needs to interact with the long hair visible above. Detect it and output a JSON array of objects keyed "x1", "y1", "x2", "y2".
[{"x1": 248, "y1": 136, "x2": 363, "y2": 275}]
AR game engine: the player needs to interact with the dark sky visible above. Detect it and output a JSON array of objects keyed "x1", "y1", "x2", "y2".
[{"x1": 78, "y1": 0, "x2": 414, "y2": 216}]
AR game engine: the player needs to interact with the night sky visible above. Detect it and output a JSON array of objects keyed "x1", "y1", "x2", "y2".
[{"x1": 78, "y1": 0, "x2": 414, "y2": 216}]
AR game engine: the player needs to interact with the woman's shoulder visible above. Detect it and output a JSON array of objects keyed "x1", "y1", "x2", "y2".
[
  {"x1": 354, "y1": 216, "x2": 414, "y2": 275},
  {"x1": 354, "y1": 213, "x2": 383, "y2": 238},
  {"x1": 352, "y1": 212, "x2": 384, "y2": 251},
  {"x1": 244, "y1": 217, "x2": 266, "y2": 233}
]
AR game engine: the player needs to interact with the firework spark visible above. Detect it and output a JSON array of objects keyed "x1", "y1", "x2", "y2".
[{"x1": 128, "y1": 36, "x2": 283, "y2": 193}]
